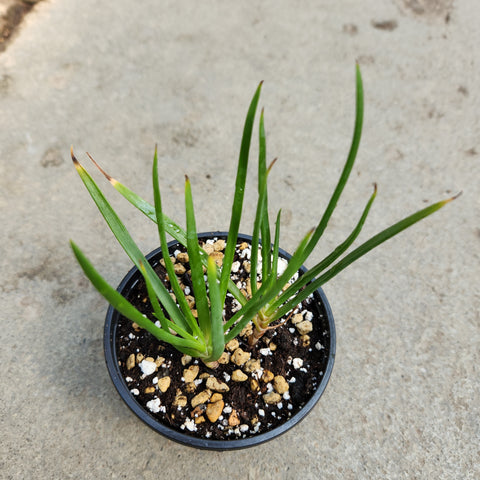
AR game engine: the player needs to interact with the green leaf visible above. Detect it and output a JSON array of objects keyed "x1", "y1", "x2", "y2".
[
  {"x1": 258, "y1": 109, "x2": 271, "y2": 281},
  {"x1": 227, "y1": 64, "x2": 364, "y2": 334},
  {"x1": 71, "y1": 150, "x2": 188, "y2": 331},
  {"x1": 86, "y1": 152, "x2": 187, "y2": 245},
  {"x1": 267, "y1": 184, "x2": 377, "y2": 316},
  {"x1": 265, "y1": 226, "x2": 315, "y2": 299},
  {"x1": 250, "y1": 109, "x2": 269, "y2": 297},
  {"x1": 267, "y1": 209, "x2": 282, "y2": 290},
  {"x1": 205, "y1": 255, "x2": 225, "y2": 362},
  {"x1": 220, "y1": 81, "x2": 263, "y2": 301},
  {"x1": 152, "y1": 149, "x2": 201, "y2": 337},
  {"x1": 301, "y1": 64, "x2": 364, "y2": 263},
  {"x1": 185, "y1": 175, "x2": 211, "y2": 334},
  {"x1": 139, "y1": 260, "x2": 169, "y2": 331},
  {"x1": 272, "y1": 193, "x2": 459, "y2": 320},
  {"x1": 70, "y1": 240, "x2": 202, "y2": 353},
  {"x1": 86, "y1": 151, "x2": 247, "y2": 307}
]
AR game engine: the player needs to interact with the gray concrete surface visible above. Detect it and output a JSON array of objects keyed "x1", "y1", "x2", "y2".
[{"x1": 1, "y1": 1, "x2": 479, "y2": 478}]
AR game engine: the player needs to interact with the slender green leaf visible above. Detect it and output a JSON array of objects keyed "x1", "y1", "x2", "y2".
[
  {"x1": 205, "y1": 255, "x2": 225, "y2": 362},
  {"x1": 139, "y1": 260, "x2": 169, "y2": 331},
  {"x1": 152, "y1": 150, "x2": 201, "y2": 337},
  {"x1": 266, "y1": 209, "x2": 282, "y2": 290},
  {"x1": 70, "y1": 240, "x2": 202, "y2": 352},
  {"x1": 267, "y1": 184, "x2": 377, "y2": 315},
  {"x1": 86, "y1": 151, "x2": 247, "y2": 306},
  {"x1": 185, "y1": 175, "x2": 210, "y2": 334},
  {"x1": 86, "y1": 152, "x2": 187, "y2": 245},
  {"x1": 220, "y1": 81, "x2": 263, "y2": 301},
  {"x1": 258, "y1": 109, "x2": 271, "y2": 281},
  {"x1": 72, "y1": 150, "x2": 188, "y2": 330},
  {"x1": 301, "y1": 64, "x2": 364, "y2": 263},
  {"x1": 250, "y1": 110, "x2": 269, "y2": 297},
  {"x1": 139, "y1": 263, "x2": 205, "y2": 346},
  {"x1": 264, "y1": 226, "x2": 315, "y2": 300},
  {"x1": 271, "y1": 194, "x2": 459, "y2": 321}
]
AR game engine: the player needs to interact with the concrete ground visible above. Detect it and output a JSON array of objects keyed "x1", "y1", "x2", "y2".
[{"x1": 1, "y1": 1, "x2": 478, "y2": 478}]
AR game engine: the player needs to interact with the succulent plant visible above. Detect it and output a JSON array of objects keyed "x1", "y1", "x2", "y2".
[{"x1": 71, "y1": 64, "x2": 459, "y2": 362}]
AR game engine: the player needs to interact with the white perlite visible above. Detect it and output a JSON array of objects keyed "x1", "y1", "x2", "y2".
[
  {"x1": 139, "y1": 359, "x2": 157, "y2": 376},
  {"x1": 130, "y1": 388, "x2": 139, "y2": 396},
  {"x1": 292, "y1": 358, "x2": 304, "y2": 369},
  {"x1": 276, "y1": 258, "x2": 298, "y2": 284},
  {"x1": 231, "y1": 299, "x2": 242, "y2": 313},
  {"x1": 183, "y1": 418, "x2": 197, "y2": 432},
  {"x1": 146, "y1": 398, "x2": 161, "y2": 413},
  {"x1": 277, "y1": 258, "x2": 288, "y2": 275}
]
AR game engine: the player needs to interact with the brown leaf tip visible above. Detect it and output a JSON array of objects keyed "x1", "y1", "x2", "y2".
[
  {"x1": 267, "y1": 157, "x2": 278, "y2": 174},
  {"x1": 86, "y1": 152, "x2": 113, "y2": 182},
  {"x1": 70, "y1": 146, "x2": 81, "y2": 168},
  {"x1": 439, "y1": 190, "x2": 462, "y2": 207},
  {"x1": 451, "y1": 190, "x2": 463, "y2": 200}
]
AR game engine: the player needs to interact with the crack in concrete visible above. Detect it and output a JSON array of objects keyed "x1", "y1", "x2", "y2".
[{"x1": 0, "y1": 0, "x2": 42, "y2": 52}]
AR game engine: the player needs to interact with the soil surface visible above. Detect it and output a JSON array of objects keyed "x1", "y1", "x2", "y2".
[
  {"x1": 0, "y1": 0, "x2": 42, "y2": 52},
  {"x1": 113, "y1": 237, "x2": 333, "y2": 441}
]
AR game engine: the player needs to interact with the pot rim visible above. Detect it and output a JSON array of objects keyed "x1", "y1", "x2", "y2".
[{"x1": 104, "y1": 231, "x2": 336, "y2": 450}]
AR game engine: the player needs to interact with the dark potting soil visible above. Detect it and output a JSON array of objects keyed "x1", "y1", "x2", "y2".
[{"x1": 115, "y1": 238, "x2": 331, "y2": 440}]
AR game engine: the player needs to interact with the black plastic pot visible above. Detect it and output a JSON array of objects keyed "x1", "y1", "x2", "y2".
[{"x1": 104, "y1": 232, "x2": 336, "y2": 450}]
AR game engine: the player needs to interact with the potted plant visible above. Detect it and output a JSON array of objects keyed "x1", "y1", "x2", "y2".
[{"x1": 71, "y1": 65, "x2": 458, "y2": 450}]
